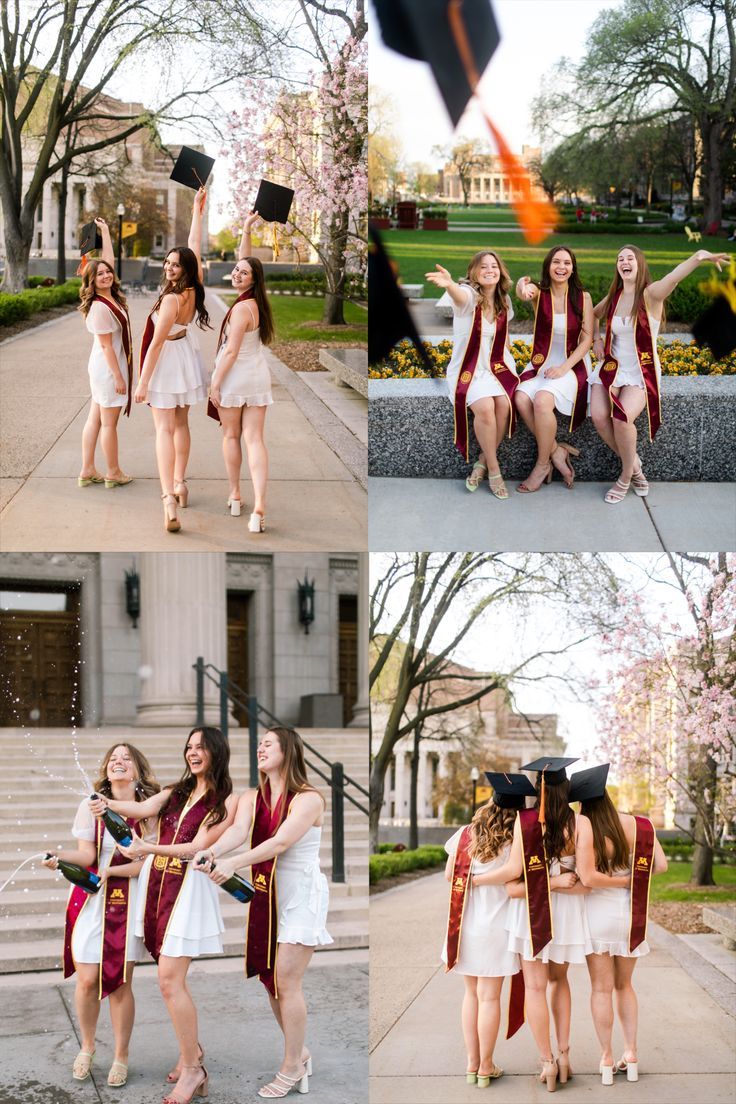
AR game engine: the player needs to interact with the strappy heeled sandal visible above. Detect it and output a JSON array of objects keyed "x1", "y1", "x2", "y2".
[
  {"x1": 465, "y1": 460, "x2": 488, "y2": 492},
  {"x1": 78, "y1": 473, "x2": 105, "y2": 487},
  {"x1": 167, "y1": 1044, "x2": 205, "y2": 1084},
  {"x1": 631, "y1": 465, "x2": 649, "y2": 497},
  {"x1": 557, "y1": 1047, "x2": 573, "y2": 1083},
  {"x1": 105, "y1": 473, "x2": 133, "y2": 488},
  {"x1": 604, "y1": 478, "x2": 631, "y2": 504},
  {"x1": 466, "y1": 1070, "x2": 478, "y2": 1085},
  {"x1": 227, "y1": 496, "x2": 241, "y2": 516},
  {"x1": 174, "y1": 480, "x2": 189, "y2": 507},
  {"x1": 257, "y1": 1061, "x2": 309, "y2": 1097},
  {"x1": 616, "y1": 1054, "x2": 639, "y2": 1081},
  {"x1": 599, "y1": 1059, "x2": 615, "y2": 1085},
  {"x1": 487, "y1": 472, "x2": 508, "y2": 500},
  {"x1": 477, "y1": 1063, "x2": 503, "y2": 1087},
  {"x1": 107, "y1": 1060, "x2": 128, "y2": 1087},
  {"x1": 539, "y1": 1057, "x2": 558, "y2": 1093},
  {"x1": 162, "y1": 1062, "x2": 208, "y2": 1103},
  {"x1": 248, "y1": 511, "x2": 265, "y2": 533},
  {"x1": 551, "y1": 443, "x2": 579, "y2": 489},
  {"x1": 162, "y1": 493, "x2": 181, "y2": 532},
  {"x1": 517, "y1": 461, "x2": 552, "y2": 494},
  {"x1": 72, "y1": 1049, "x2": 95, "y2": 1080}
]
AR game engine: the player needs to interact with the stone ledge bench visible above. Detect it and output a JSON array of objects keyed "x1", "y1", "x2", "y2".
[
  {"x1": 400, "y1": 283, "x2": 424, "y2": 299},
  {"x1": 319, "y1": 348, "x2": 368, "y2": 397},
  {"x1": 368, "y1": 376, "x2": 736, "y2": 481},
  {"x1": 702, "y1": 904, "x2": 736, "y2": 950}
]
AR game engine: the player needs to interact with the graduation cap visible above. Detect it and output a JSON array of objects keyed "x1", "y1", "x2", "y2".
[
  {"x1": 485, "y1": 771, "x2": 536, "y2": 810},
  {"x1": 368, "y1": 226, "x2": 431, "y2": 368},
  {"x1": 169, "y1": 146, "x2": 215, "y2": 191},
  {"x1": 79, "y1": 221, "x2": 102, "y2": 256},
  {"x1": 568, "y1": 763, "x2": 610, "y2": 804},
  {"x1": 374, "y1": 0, "x2": 499, "y2": 127},
  {"x1": 521, "y1": 756, "x2": 579, "y2": 786},
  {"x1": 253, "y1": 179, "x2": 294, "y2": 224}
]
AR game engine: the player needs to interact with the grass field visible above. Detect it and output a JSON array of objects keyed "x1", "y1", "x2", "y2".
[
  {"x1": 650, "y1": 861, "x2": 736, "y2": 903},
  {"x1": 225, "y1": 293, "x2": 367, "y2": 343}
]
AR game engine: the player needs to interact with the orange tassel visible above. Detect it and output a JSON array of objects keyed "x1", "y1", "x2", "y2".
[
  {"x1": 482, "y1": 115, "x2": 556, "y2": 245},
  {"x1": 538, "y1": 771, "x2": 546, "y2": 827},
  {"x1": 272, "y1": 223, "x2": 280, "y2": 261},
  {"x1": 76, "y1": 255, "x2": 88, "y2": 276},
  {"x1": 198, "y1": 187, "x2": 207, "y2": 215}
]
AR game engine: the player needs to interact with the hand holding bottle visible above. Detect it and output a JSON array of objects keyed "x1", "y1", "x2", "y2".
[
  {"x1": 193, "y1": 849, "x2": 215, "y2": 870},
  {"x1": 116, "y1": 830, "x2": 148, "y2": 858},
  {"x1": 42, "y1": 853, "x2": 59, "y2": 871}
]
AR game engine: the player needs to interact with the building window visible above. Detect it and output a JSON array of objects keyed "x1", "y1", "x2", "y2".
[
  {"x1": 154, "y1": 233, "x2": 164, "y2": 250},
  {"x1": 36, "y1": 205, "x2": 42, "y2": 223},
  {"x1": 156, "y1": 193, "x2": 164, "y2": 206}
]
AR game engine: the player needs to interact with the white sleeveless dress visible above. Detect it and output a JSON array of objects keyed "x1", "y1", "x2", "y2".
[
  {"x1": 85, "y1": 300, "x2": 128, "y2": 409},
  {"x1": 69, "y1": 799, "x2": 144, "y2": 963},
  {"x1": 589, "y1": 312, "x2": 661, "y2": 390},
  {"x1": 276, "y1": 825, "x2": 333, "y2": 946},
  {"x1": 147, "y1": 314, "x2": 209, "y2": 408},
  {"x1": 440, "y1": 828, "x2": 520, "y2": 977},
  {"x1": 506, "y1": 852, "x2": 592, "y2": 964},
  {"x1": 134, "y1": 850, "x2": 224, "y2": 959},
  {"x1": 215, "y1": 321, "x2": 273, "y2": 408},
  {"x1": 585, "y1": 860, "x2": 649, "y2": 958},
  {"x1": 445, "y1": 286, "x2": 518, "y2": 407},
  {"x1": 516, "y1": 311, "x2": 592, "y2": 415}
]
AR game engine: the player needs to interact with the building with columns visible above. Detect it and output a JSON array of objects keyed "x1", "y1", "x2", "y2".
[
  {"x1": 0, "y1": 552, "x2": 367, "y2": 732},
  {"x1": 438, "y1": 145, "x2": 546, "y2": 206}
]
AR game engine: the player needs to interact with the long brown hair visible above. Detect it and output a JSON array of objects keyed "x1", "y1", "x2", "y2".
[
  {"x1": 535, "y1": 778, "x2": 576, "y2": 863},
  {"x1": 599, "y1": 244, "x2": 664, "y2": 325},
  {"x1": 535, "y1": 245, "x2": 585, "y2": 321},
  {"x1": 153, "y1": 246, "x2": 211, "y2": 329},
  {"x1": 93, "y1": 742, "x2": 160, "y2": 834},
  {"x1": 461, "y1": 250, "x2": 511, "y2": 318},
  {"x1": 468, "y1": 800, "x2": 517, "y2": 863},
  {"x1": 78, "y1": 259, "x2": 128, "y2": 316},
  {"x1": 259, "y1": 726, "x2": 323, "y2": 811},
  {"x1": 240, "y1": 256, "x2": 275, "y2": 345},
  {"x1": 580, "y1": 791, "x2": 629, "y2": 874},
  {"x1": 164, "y1": 726, "x2": 232, "y2": 827}
]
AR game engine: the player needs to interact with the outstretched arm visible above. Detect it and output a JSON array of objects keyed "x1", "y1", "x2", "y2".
[
  {"x1": 516, "y1": 275, "x2": 539, "y2": 302},
  {"x1": 238, "y1": 212, "x2": 261, "y2": 260},
  {"x1": 647, "y1": 250, "x2": 730, "y2": 304},
  {"x1": 188, "y1": 187, "x2": 206, "y2": 283},
  {"x1": 90, "y1": 788, "x2": 171, "y2": 821},
  {"x1": 96, "y1": 217, "x2": 115, "y2": 268},
  {"x1": 424, "y1": 264, "x2": 470, "y2": 309},
  {"x1": 193, "y1": 790, "x2": 256, "y2": 867}
]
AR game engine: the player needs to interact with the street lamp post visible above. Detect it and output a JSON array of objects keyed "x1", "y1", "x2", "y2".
[
  {"x1": 116, "y1": 203, "x2": 125, "y2": 280},
  {"x1": 470, "y1": 766, "x2": 480, "y2": 815}
]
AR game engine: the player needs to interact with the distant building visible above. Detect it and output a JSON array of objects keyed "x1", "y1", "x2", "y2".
[{"x1": 439, "y1": 145, "x2": 546, "y2": 205}]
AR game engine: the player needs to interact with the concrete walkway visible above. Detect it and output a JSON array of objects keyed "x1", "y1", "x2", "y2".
[
  {"x1": 0, "y1": 292, "x2": 366, "y2": 552},
  {"x1": 370, "y1": 872, "x2": 736, "y2": 1103},
  {"x1": 369, "y1": 479, "x2": 736, "y2": 552},
  {"x1": 0, "y1": 950, "x2": 368, "y2": 1104}
]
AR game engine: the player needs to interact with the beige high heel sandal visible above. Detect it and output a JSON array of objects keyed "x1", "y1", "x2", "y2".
[
  {"x1": 107, "y1": 1060, "x2": 128, "y2": 1087},
  {"x1": 162, "y1": 1062, "x2": 208, "y2": 1103},
  {"x1": 167, "y1": 1043, "x2": 205, "y2": 1083},
  {"x1": 538, "y1": 1057, "x2": 558, "y2": 1093},
  {"x1": 557, "y1": 1047, "x2": 573, "y2": 1083},
  {"x1": 162, "y1": 493, "x2": 181, "y2": 532},
  {"x1": 72, "y1": 1049, "x2": 95, "y2": 1080},
  {"x1": 257, "y1": 1060, "x2": 309, "y2": 1097},
  {"x1": 174, "y1": 480, "x2": 189, "y2": 507},
  {"x1": 517, "y1": 461, "x2": 552, "y2": 494},
  {"x1": 551, "y1": 443, "x2": 579, "y2": 488}
]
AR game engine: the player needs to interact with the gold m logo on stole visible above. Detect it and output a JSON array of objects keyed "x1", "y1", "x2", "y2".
[
  {"x1": 640, "y1": 352, "x2": 652, "y2": 362},
  {"x1": 460, "y1": 370, "x2": 472, "y2": 384},
  {"x1": 169, "y1": 858, "x2": 183, "y2": 875},
  {"x1": 154, "y1": 856, "x2": 167, "y2": 871},
  {"x1": 110, "y1": 888, "x2": 125, "y2": 900},
  {"x1": 636, "y1": 856, "x2": 649, "y2": 867},
  {"x1": 532, "y1": 353, "x2": 544, "y2": 365},
  {"x1": 453, "y1": 876, "x2": 465, "y2": 889},
  {"x1": 254, "y1": 873, "x2": 268, "y2": 891},
  {"x1": 492, "y1": 362, "x2": 503, "y2": 375},
  {"x1": 603, "y1": 360, "x2": 616, "y2": 373},
  {"x1": 528, "y1": 854, "x2": 542, "y2": 868}
]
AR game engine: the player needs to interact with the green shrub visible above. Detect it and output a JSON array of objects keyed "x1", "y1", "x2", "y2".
[
  {"x1": 0, "y1": 280, "x2": 82, "y2": 326},
  {"x1": 27, "y1": 275, "x2": 55, "y2": 288},
  {"x1": 369, "y1": 844, "x2": 446, "y2": 884},
  {"x1": 667, "y1": 281, "x2": 712, "y2": 324}
]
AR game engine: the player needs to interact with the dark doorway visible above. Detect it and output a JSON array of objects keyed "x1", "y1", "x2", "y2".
[
  {"x1": 338, "y1": 594, "x2": 358, "y2": 726},
  {"x1": 226, "y1": 591, "x2": 251, "y2": 727}
]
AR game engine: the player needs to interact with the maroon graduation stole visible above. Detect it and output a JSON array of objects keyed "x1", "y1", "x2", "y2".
[
  {"x1": 453, "y1": 304, "x2": 517, "y2": 460},
  {"x1": 599, "y1": 289, "x2": 662, "y2": 440},
  {"x1": 519, "y1": 287, "x2": 588, "y2": 431},
  {"x1": 93, "y1": 295, "x2": 134, "y2": 417},
  {"x1": 143, "y1": 789, "x2": 216, "y2": 962},
  {"x1": 139, "y1": 312, "x2": 156, "y2": 379},
  {"x1": 63, "y1": 815, "x2": 140, "y2": 999},
  {"x1": 629, "y1": 815, "x2": 655, "y2": 952},
  {"x1": 207, "y1": 288, "x2": 256, "y2": 423},
  {"x1": 518, "y1": 808, "x2": 553, "y2": 957},
  {"x1": 245, "y1": 782, "x2": 297, "y2": 997},
  {"x1": 444, "y1": 825, "x2": 472, "y2": 970},
  {"x1": 507, "y1": 971, "x2": 526, "y2": 1040}
]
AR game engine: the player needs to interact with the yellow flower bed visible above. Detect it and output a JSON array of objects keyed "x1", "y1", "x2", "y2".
[{"x1": 369, "y1": 338, "x2": 736, "y2": 379}]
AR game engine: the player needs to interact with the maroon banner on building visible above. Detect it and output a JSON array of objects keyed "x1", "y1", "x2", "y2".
[
  {"x1": 444, "y1": 825, "x2": 472, "y2": 971},
  {"x1": 207, "y1": 289, "x2": 256, "y2": 423},
  {"x1": 518, "y1": 808, "x2": 553, "y2": 958},
  {"x1": 245, "y1": 783, "x2": 297, "y2": 997},
  {"x1": 629, "y1": 815, "x2": 655, "y2": 952},
  {"x1": 599, "y1": 289, "x2": 662, "y2": 440}
]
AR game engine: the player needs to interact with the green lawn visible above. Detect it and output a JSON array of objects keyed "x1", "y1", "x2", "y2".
[
  {"x1": 649, "y1": 861, "x2": 736, "y2": 903},
  {"x1": 448, "y1": 206, "x2": 525, "y2": 224},
  {"x1": 224, "y1": 293, "x2": 366, "y2": 343}
]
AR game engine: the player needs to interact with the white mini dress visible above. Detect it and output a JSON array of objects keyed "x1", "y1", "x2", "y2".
[
  {"x1": 440, "y1": 828, "x2": 520, "y2": 977},
  {"x1": 585, "y1": 862, "x2": 649, "y2": 958},
  {"x1": 134, "y1": 850, "x2": 224, "y2": 959},
  {"x1": 506, "y1": 852, "x2": 592, "y2": 964},
  {"x1": 276, "y1": 825, "x2": 333, "y2": 946},
  {"x1": 70, "y1": 799, "x2": 144, "y2": 964},
  {"x1": 85, "y1": 300, "x2": 128, "y2": 409},
  {"x1": 445, "y1": 286, "x2": 517, "y2": 407},
  {"x1": 147, "y1": 315, "x2": 209, "y2": 409},
  {"x1": 516, "y1": 312, "x2": 592, "y2": 415},
  {"x1": 589, "y1": 313, "x2": 661, "y2": 390},
  {"x1": 215, "y1": 319, "x2": 273, "y2": 408}
]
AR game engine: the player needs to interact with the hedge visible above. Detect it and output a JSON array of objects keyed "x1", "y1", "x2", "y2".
[
  {"x1": 0, "y1": 280, "x2": 82, "y2": 326},
  {"x1": 370, "y1": 844, "x2": 446, "y2": 884}
]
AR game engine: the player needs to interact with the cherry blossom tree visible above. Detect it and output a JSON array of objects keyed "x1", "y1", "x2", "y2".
[{"x1": 596, "y1": 554, "x2": 736, "y2": 885}]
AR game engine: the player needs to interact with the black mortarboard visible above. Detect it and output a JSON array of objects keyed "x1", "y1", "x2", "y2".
[
  {"x1": 521, "y1": 756, "x2": 579, "y2": 785},
  {"x1": 79, "y1": 222, "x2": 102, "y2": 256},
  {"x1": 368, "y1": 226, "x2": 431, "y2": 368},
  {"x1": 253, "y1": 179, "x2": 294, "y2": 224},
  {"x1": 169, "y1": 146, "x2": 215, "y2": 191},
  {"x1": 374, "y1": 0, "x2": 500, "y2": 127},
  {"x1": 485, "y1": 771, "x2": 537, "y2": 809},
  {"x1": 692, "y1": 294, "x2": 736, "y2": 360},
  {"x1": 568, "y1": 764, "x2": 610, "y2": 804}
]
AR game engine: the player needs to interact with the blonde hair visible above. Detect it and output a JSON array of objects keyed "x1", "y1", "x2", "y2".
[
  {"x1": 468, "y1": 800, "x2": 516, "y2": 863},
  {"x1": 600, "y1": 244, "x2": 665, "y2": 326},
  {"x1": 259, "y1": 727, "x2": 324, "y2": 826},
  {"x1": 93, "y1": 742, "x2": 160, "y2": 834},
  {"x1": 78, "y1": 259, "x2": 127, "y2": 316},
  {"x1": 460, "y1": 250, "x2": 511, "y2": 318}
]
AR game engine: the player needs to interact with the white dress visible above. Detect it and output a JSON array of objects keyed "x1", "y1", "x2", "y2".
[
  {"x1": 507, "y1": 852, "x2": 592, "y2": 964},
  {"x1": 85, "y1": 300, "x2": 128, "y2": 409},
  {"x1": 585, "y1": 861, "x2": 649, "y2": 958},
  {"x1": 516, "y1": 311, "x2": 592, "y2": 415},
  {"x1": 276, "y1": 825, "x2": 333, "y2": 946},
  {"x1": 440, "y1": 828, "x2": 520, "y2": 977},
  {"x1": 589, "y1": 312, "x2": 661, "y2": 390},
  {"x1": 445, "y1": 286, "x2": 518, "y2": 407},
  {"x1": 147, "y1": 315, "x2": 209, "y2": 408},
  {"x1": 215, "y1": 320, "x2": 273, "y2": 408},
  {"x1": 134, "y1": 850, "x2": 224, "y2": 959},
  {"x1": 69, "y1": 800, "x2": 144, "y2": 964}
]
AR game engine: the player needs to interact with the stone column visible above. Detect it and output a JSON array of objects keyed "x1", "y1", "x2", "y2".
[
  {"x1": 394, "y1": 750, "x2": 406, "y2": 823},
  {"x1": 136, "y1": 553, "x2": 226, "y2": 727},
  {"x1": 350, "y1": 552, "x2": 370, "y2": 727}
]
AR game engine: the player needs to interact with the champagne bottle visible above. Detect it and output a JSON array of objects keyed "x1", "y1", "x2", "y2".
[
  {"x1": 47, "y1": 854, "x2": 100, "y2": 894},
  {"x1": 196, "y1": 857, "x2": 254, "y2": 903},
  {"x1": 90, "y1": 793, "x2": 133, "y2": 847}
]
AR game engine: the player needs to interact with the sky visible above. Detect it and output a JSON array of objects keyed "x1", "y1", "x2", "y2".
[{"x1": 369, "y1": 0, "x2": 624, "y2": 165}]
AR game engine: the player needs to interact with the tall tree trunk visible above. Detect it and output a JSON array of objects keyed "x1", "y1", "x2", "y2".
[
  {"x1": 700, "y1": 118, "x2": 724, "y2": 227},
  {"x1": 369, "y1": 760, "x2": 386, "y2": 853},
  {"x1": 690, "y1": 752, "x2": 717, "y2": 886},
  {"x1": 321, "y1": 210, "x2": 347, "y2": 325},
  {"x1": 1, "y1": 211, "x2": 32, "y2": 292},
  {"x1": 57, "y1": 168, "x2": 69, "y2": 285},
  {"x1": 409, "y1": 729, "x2": 420, "y2": 851}
]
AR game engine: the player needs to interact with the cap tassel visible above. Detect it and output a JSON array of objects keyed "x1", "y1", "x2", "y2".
[
  {"x1": 76, "y1": 255, "x2": 88, "y2": 276},
  {"x1": 272, "y1": 223, "x2": 280, "y2": 261},
  {"x1": 538, "y1": 771, "x2": 546, "y2": 827}
]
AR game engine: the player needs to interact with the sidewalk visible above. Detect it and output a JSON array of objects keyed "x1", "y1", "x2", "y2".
[
  {"x1": 0, "y1": 292, "x2": 366, "y2": 552},
  {"x1": 370, "y1": 872, "x2": 736, "y2": 1103},
  {"x1": 0, "y1": 950, "x2": 368, "y2": 1104},
  {"x1": 369, "y1": 479, "x2": 736, "y2": 551}
]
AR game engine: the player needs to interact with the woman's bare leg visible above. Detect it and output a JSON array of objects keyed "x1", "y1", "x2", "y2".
[
  {"x1": 521, "y1": 958, "x2": 553, "y2": 1060},
  {"x1": 108, "y1": 964, "x2": 136, "y2": 1066},
  {"x1": 80, "y1": 402, "x2": 102, "y2": 478},
  {"x1": 613, "y1": 956, "x2": 639, "y2": 1062},
  {"x1": 158, "y1": 956, "x2": 202, "y2": 1098},
  {"x1": 612, "y1": 386, "x2": 647, "y2": 483},
  {"x1": 469, "y1": 398, "x2": 500, "y2": 474},
  {"x1": 532, "y1": 391, "x2": 557, "y2": 465},
  {"x1": 268, "y1": 943, "x2": 314, "y2": 1078},
  {"x1": 74, "y1": 963, "x2": 102, "y2": 1056},
  {"x1": 590, "y1": 383, "x2": 619, "y2": 455},
  {"x1": 242, "y1": 405, "x2": 268, "y2": 515},
  {"x1": 587, "y1": 953, "x2": 615, "y2": 1067},
  {"x1": 514, "y1": 390, "x2": 536, "y2": 436},
  {"x1": 461, "y1": 976, "x2": 480, "y2": 1072},
  {"x1": 151, "y1": 407, "x2": 177, "y2": 496},
  {"x1": 548, "y1": 960, "x2": 572, "y2": 1055},
  {"x1": 219, "y1": 406, "x2": 244, "y2": 501},
  {"x1": 476, "y1": 976, "x2": 503, "y2": 1075},
  {"x1": 173, "y1": 405, "x2": 191, "y2": 485},
  {"x1": 99, "y1": 405, "x2": 124, "y2": 478}
]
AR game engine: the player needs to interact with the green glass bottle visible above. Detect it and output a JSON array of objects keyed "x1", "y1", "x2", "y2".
[{"x1": 48, "y1": 855, "x2": 101, "y2": 894}]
